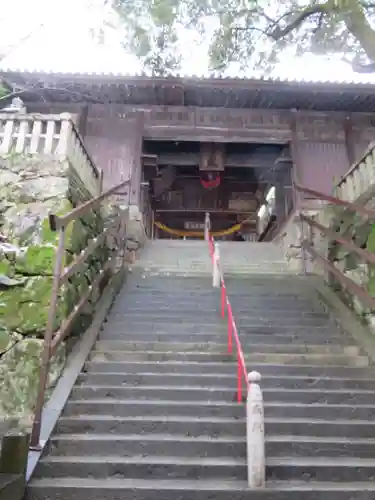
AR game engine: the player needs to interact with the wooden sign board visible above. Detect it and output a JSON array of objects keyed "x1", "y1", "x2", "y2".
[{"x1": 200, "y1": 143, "x2": 225, "y2": 171}]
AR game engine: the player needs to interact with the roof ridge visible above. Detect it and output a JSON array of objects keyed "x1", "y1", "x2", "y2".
[{"x1": 2, "y1": 68, "x2": 375, "y2": 87}]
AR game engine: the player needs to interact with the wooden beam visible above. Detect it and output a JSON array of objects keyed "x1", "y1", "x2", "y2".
[
  {"x1": 155, "y1": 208, "x2": 257, "y2": 217},
  {"x1": 142, "y1": 153, "x2": 158, "y2": 163},
  {"x1": 143, "y1": 127, "x2": 289, "y2": 143},
  {"x1": 142, "y1": 152, "x2": 279, "y2": 168}
]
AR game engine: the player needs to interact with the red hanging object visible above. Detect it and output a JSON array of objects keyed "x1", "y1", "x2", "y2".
[{"x1": 201, "y1": 172, "x2": 221, "y2": 189}]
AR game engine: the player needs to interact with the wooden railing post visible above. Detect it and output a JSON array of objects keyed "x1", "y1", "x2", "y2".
[
  {"x1": 298, "y1": 212, "x2": 307, "y2": 275},
  {"x1": 0, "y1": 433, "x2": 29, "y2": 476},
  {"x1": 247, "y1": 371, "x2": 265, "y2": 489},
  {"x1": 30, "y1": 227, "x2": 66, "y2": 450},
  {"x1": 212, "y1": 242, "x2": 220, "y2": 288},
  {"x1": 204, "y1": 212, "x2": 210, "y2": 241}
]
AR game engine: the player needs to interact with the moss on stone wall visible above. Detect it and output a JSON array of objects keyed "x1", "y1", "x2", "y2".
[
  {"x1": 0, "y1": 153, "x2": 104, "y2": 428},
  {"x1": 366, "y1": 224, "x2": 375, "y2": 298},
  {"x1": 324, "y1": 206, "x2": 375, "y2": 326}
]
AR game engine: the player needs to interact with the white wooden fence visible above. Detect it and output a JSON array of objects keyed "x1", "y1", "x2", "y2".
[
  {"x1": 0, "y1": 112, "x2": 101, "y2": 197},
  {"x1": 336, "y1": 141, "x2": 375, "y2": 203}
]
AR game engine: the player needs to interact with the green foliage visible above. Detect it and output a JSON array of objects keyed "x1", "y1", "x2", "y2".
[
  {"x1": 0, "y1": 83, "x2": 9, "y2": 99},
  {"x1": 113, "y1": 0, "x2": 375, "y2": 75},
  {"x1": 366, "y1": 224, "x2": 375, "y2": 298}
]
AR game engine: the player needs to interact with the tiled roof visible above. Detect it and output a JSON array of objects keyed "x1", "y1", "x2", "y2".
[
  {"x1": 2, "y1": 67, "x2": 375, "y2": 86},
  {"x1": 2, "y1": 69, "x2": 375, "y2": 112}
]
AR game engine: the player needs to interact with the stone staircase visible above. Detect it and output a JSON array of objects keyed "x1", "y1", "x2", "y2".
[
  {"x1": 27, "y1": 241, "x2": 375, "y2": 499},
  {"x1": 133, "y1": 240, "x2": 292, "y2": 275}
]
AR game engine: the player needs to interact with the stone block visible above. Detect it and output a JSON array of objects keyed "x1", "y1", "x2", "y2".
[
  {"x1": 0, "y1": 338, "x2": 65, "y2": 425},
  {"x1": 125, "y1": 205, "x2": 147, "y2": 251}
]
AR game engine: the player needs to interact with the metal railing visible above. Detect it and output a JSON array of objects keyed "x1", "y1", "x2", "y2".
[
  {"x1": 30, "y1": 178, "x2": 131, "y2": 449},
  {"x1": 204, "y1": 212, "x2": 265, "y2": 489},
  {"x1": 294, "y1": 183, "x2": 375, "y2": 309}
]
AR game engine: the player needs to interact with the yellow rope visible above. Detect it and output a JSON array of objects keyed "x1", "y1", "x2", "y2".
[{"x1": 154, "y1": 221, "x2": 244, "y2": 238}]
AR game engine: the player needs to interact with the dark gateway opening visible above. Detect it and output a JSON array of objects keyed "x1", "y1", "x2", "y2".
[{"x1": 142, "y1": 140, "x2": 294, "y2": 241}]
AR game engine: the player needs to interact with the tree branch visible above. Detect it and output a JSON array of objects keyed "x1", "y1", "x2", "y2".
[
  {"x1": 342, "y1": 55, "x2": 375, "y2": 73},
  {"x1": 341, "y1": 1, "x2": 375, "y2": 65},
  {"x1": 352, "y1": 61, "x2": 375, "y2": 72},
  {"x1": 268, "y1": 3, "x2": 333, "y2": 40}
]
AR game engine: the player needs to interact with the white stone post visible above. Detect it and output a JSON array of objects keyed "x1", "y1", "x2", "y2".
[
  {"x1": 247, "y1": 371, "x2": 265, "y2": 489},
  {"x1": 204, "y1": 212, "x2": 210, "y2": 241},
  {"x1": 212, "y1": 242, "x2": 220, "y2": 288}
]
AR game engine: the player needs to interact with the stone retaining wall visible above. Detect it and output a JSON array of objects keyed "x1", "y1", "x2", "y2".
[
  {"x1": 309, "y1": 203, "x2": 375, "y2": 331},
  {"x1": 0, "y1": 151, "x2": 105, "y2": 428}
]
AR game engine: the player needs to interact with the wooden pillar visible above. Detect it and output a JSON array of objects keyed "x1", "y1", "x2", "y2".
[
  {"x1": 289, "y1": 110, "x2": 301, "y2": 210},
  {"x1": 344, "y1": 115, "x2": 356, "y2": 166},
  {"x1": 129, "y1": 113, "x2": 144, "y2": 208}
]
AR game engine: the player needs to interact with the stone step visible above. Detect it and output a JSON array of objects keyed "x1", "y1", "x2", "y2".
[
  {"x1": 120, "y1": 280, "x2": 313, "y2": 289},
  {"x1": 126, "y1": 271, "x2": 292, "y2": 279},
  {"x1": 94, "y1": 341, "x2": 359, "y2": 355},
  {"x1": 141, "y1": 262, "x2": 291, "y2": 267},
  {"x1": 47, "y1": 434, "x2": 375, "y2": 459},
  {"x1": 138, "y1": 255, "x2": 285, "y2": 261},
  {"x1": 55, "y1": 415, "x2": 375, "y2": 439},
  {"x1": 132, "y1": 268, "x2": 293, "y2": 275},
  {"x1": 48, "y1": 433, "x2": 247, "y2": 458},
  {"x1": 34, "y1": 455, "x2": 247, "y2": 481},
  {"x1": 127, "y1": 276, "x2": 311, "y2": 284},
  {"x1": 119, "y1": 289, "x2": 318, "y2": 300},
  {"x1": 134, "y1": 271, "x2": 295, "y2": 278},
  {"x1": 34, "y1": 455, "x2": 375, "y2": 483},
  {"x1": 137, "y1": 254, "x2": 286, "y2": 261},
  {"x1": 84, "y1": 361, "x2": 375, "y2": 378},
  {"x1": 127, "y1": 272, "x2": 305, "y2": 281},
  {"x1": 115, "y1": 293, "x2": 316, "y2": 304},
  {"x1": 119, "y1": 292, "x2": 322, "y2": 302},
  {"x1": 64, "y1": 400, "x2": 375, "y2": 420},
  {"x1": 127, "y1": 276, "x2": 301, "y2": 284},
  {"x1": 101, "y1": 323, "x2": 347, "y2": 336},
  {"x1": 135, "y1": 269, "x2": 293, "y2": 276},
  {"x1": 96, "y1": 333, "x2": 355, "y2": 346},
  {"x1": 89, "y1": 351, "x2": 368, "y2": 367},
  {"x1": 26, "y1": 477, "x2": 375, "y2": 500},
  {"x1": 70, "y1": 385, "x2": 375, "y2": 406},
  {"x1": 78, "y1": 372, "x2": 375, "y2": 391},
  {"x1": 108, "y1": 310, "x2": 330, "y2": 322},
  {"x1": 104, "y1": 316, "x2": 335, "y2": 328},
  {"x1": 267, "y1": 457, "x2": 375, "y2": 482},
  {"x1": 117, "y1": 298, "x2": 318, "y2": 310},
  {"x1": 110, "y1": 302, "x2": 325, "y2": 314},
  {"x1": 110, "y1": 306, "x2": 323, "y2": 317}
]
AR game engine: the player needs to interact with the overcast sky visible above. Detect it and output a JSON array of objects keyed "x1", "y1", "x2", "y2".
[{"x1": 1, "y1": 0, "x2": 375, "y2": 83}]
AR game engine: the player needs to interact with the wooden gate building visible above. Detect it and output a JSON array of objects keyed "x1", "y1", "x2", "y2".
[{"x1": 2, "y1": 71, "x2": 375, "y2": 240}]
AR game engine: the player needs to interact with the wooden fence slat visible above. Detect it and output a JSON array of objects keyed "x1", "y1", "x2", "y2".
[
  {"x1": 44, "y1": 120, "x2": 56, "y2": 154},
  {"x1": 0, "y1": 119, "x2": 15, "y2": 153},
  {"x1": 15, "y1": 120, "x2": 29, "y2": 153},
  {"x1": 29, "y1": 120, "x2": 42, "y2": 153}
]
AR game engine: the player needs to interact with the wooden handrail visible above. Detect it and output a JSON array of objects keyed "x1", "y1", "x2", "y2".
[
  {"x1": 295, "y1": 183, "x2": 375, "y2": 314},
  {"x1": 336, "y1": 141, "x2": 375, "y2": 188},
  {"x1": 51, "y1": 178, "x2": 131, "y2": 230},
  {"x1": 294, "y1": 183, "x2": 375, "y2": 219},
  {"x1": 304, "y1": 243, "x2": 375, "y2": 309},
  {"x1": 300, "y1": 214, "x2": 375, "y2": 266},
  {"x1": 30, "y1": 177, "x2": 131, "y2": 450}
]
